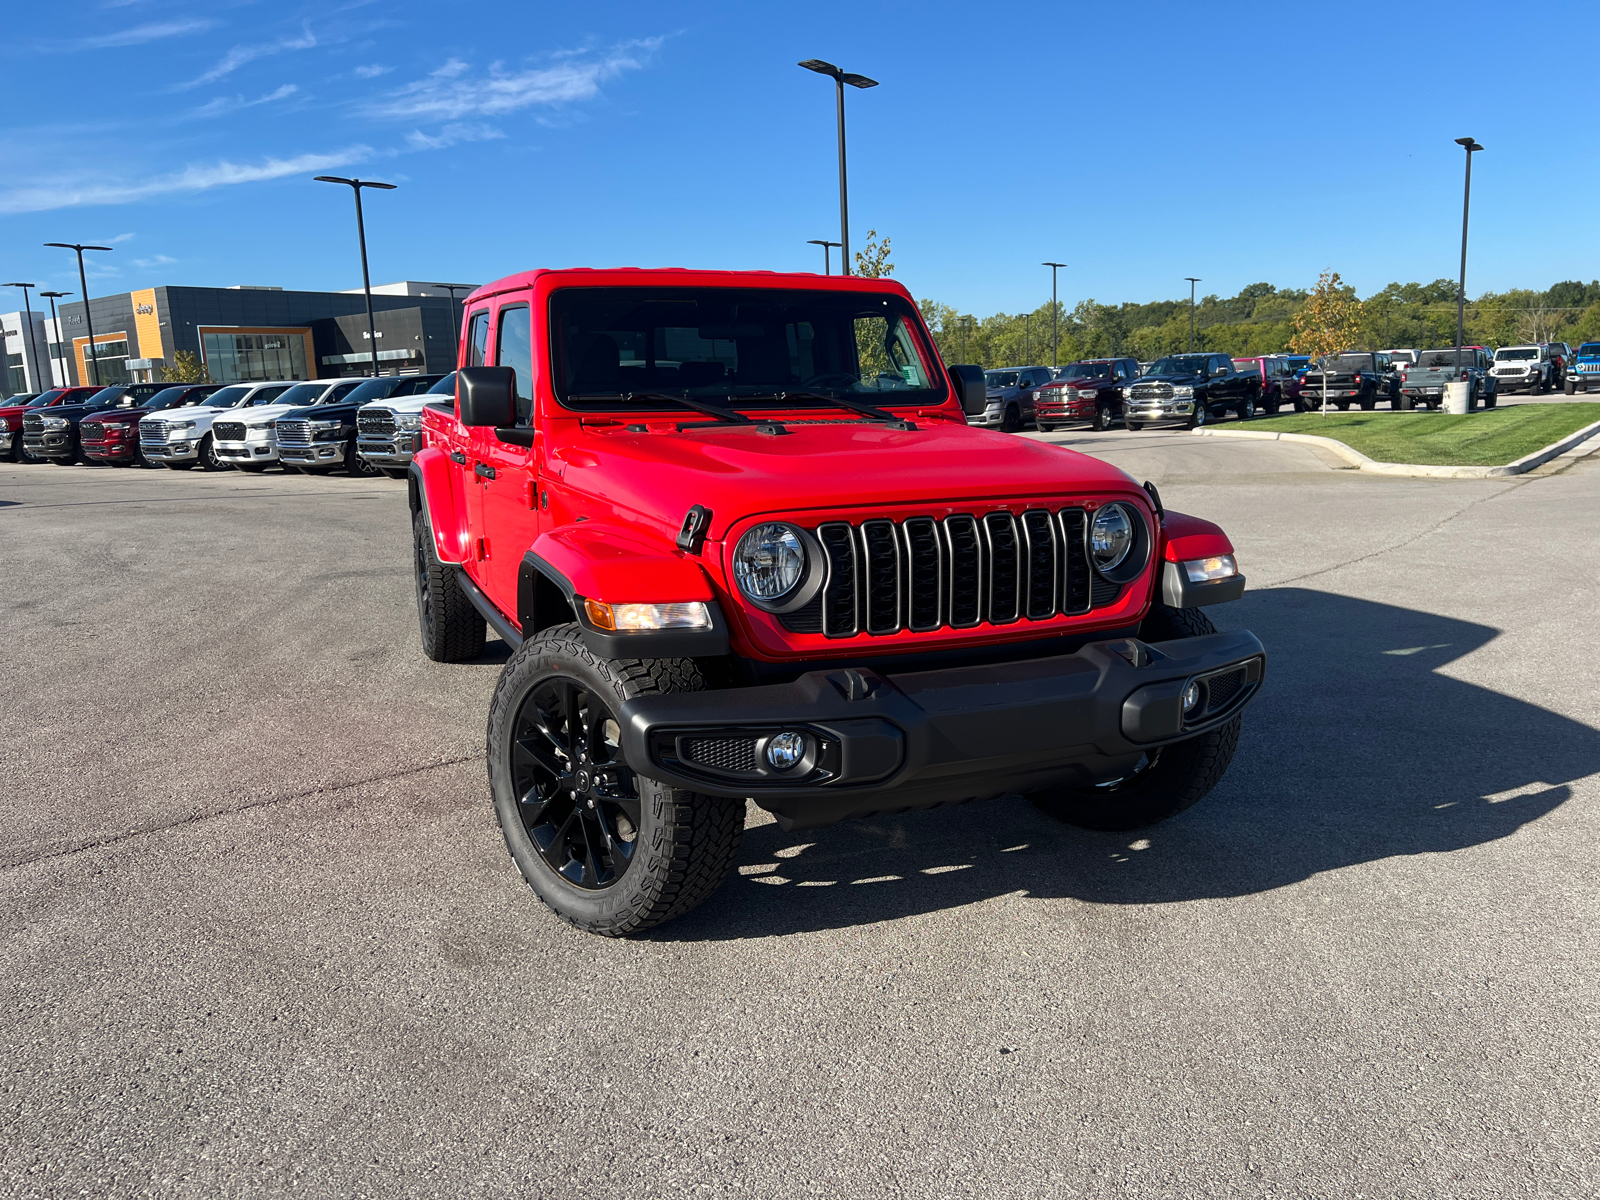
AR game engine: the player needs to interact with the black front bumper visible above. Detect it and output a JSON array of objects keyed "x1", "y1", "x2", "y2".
[{"x1": 619, "y1": 630, "x2": 1265, "y2": 830}]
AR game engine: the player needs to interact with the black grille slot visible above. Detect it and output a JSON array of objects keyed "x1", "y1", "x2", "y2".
[
  {"x1": 683, "y1": 738, "x2": 757, "y2": 773},
  {"x1": 1021, "y1": 510, "x2": 1057, "y2": 620},
  {"x1": 213, "y1": 421, "x2": 246, "y2": 441},
  {"x1": 1060, "y1": 508, "x2": 1091, "y2": 613},
  {"x1": 1092, "y1": 577, "x2": 1122, "y2": 606},
  {"x1": 818, "y1": 523, "x2": 859, "y2": 638},
  {"x1": 779, "y1": 593, "x2": 824, "y2": 634},
  {"x1": 902, "y1": 517, "x2": 943, "y2": 632},
  {"x1": 1204, "y1": 669, "x2": 1243, "y2": 713},
  {"x1": 860, "y1": 520, "x2": 902, "y2": 635},
  {"x1": 983, "y1": 512, "x2": 1020, "y2": 624},
  {"x1": 945, "y1": 515, "x2": 983, "y2": 628}
]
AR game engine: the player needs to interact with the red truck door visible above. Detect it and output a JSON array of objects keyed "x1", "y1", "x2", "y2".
[{"x1": 471, "y1": 294, "x2": 542, "y2": 623}]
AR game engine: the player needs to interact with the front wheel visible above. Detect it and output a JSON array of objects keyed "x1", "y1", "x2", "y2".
[
  {"x1": 1092, "y1": 404, "x2": 1115, "y2": 432},
  {"x1": 1000, "y1": 406, "x2": 1022, "y2": 434},
  {"x1": 347, "y1": 440, "x2": 381, "y2": 477},
  {"x1": 1186, "y1": 403, "x2": 1207, "y2": 430},
  {"x1": 198, "y1": 434, "x2": 225, "y2": 471},
  {"x1": 1566, "y1": 380, "x2": 1577, "y2": 396},
  {"x1": 487, "y1": 624, "x2": 746, "y2": 936}
]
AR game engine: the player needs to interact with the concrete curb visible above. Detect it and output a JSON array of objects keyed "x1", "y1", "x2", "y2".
[{"x1": 1190, "y1": 417, "x2": 1600, "y2": 478}]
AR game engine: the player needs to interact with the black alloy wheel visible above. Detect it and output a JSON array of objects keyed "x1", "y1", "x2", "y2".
[
  {"x1": 347, "y1": 436, "x2": 381, "y2": 477},
  {"x1": 510, "y1": 678, "x2": 641, "y2": 890},
  {"x1": 1000, "y1": 406, "x2": 1022, "y2": 434}
]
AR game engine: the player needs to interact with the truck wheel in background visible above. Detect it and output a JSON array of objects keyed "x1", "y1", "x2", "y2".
[
  {"x1": 1093, "y1": 404, "x2": 1115, "y2": 431},
  {"x1": 1027, "y1": 602, "x2": 1240, "y2": 831},
  {"x1": 1124, "y1": 420, "x2": 1143, "y2": 431},
  {"x1": 1239, "y1": 395, "x2": 1256, "y2": 421},
  {"x1": 381, "y1": 467, "x2": 407, "y2": 479},
  {"x1": 198, "y1": 434, "x2": 225, "y2": 471},
  {"x1": 1000, "y1": 406, "x2": 1022, "y2": 434},
  {"x1": 413, "y1": 508, "x2": 485, "y2": 663},
  {"x1": 1483, "y1": 389, "x2": 1496, "y2": 410},
  {"x1": 1395, "y1": 394, "x2": 1411, "y2": 411},
  {"x1": 1186, "y1": 404, "x2": 1207, "y2": 430},
  {"x1": 1263, "y1": 392, "x2": 1281, "y2": 415},
  {"x1": 1566, "y1": 380, "x2": 1577, "y2": 395},
  {"x1": 486, "y1": 624, "x2": 746, "y2": 936},
  {"x1": 347, "y1": 439, "x2": 381, "y2": 477}
]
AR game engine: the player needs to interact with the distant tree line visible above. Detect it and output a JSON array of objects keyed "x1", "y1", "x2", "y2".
[{"x1": 915, "y1": 278, "x2": 1600, "y2": 368}]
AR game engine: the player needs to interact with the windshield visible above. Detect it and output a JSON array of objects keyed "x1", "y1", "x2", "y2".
[
  {"x1": 1579, "y1": 344, "x2": 1600, "y2": 357},
  {"x1": 339, "y1": 377, "x2": 408, "y2": 405},
  {"x1": 1058, "y1": 362, "x2": 1110, "y2": 380},
  {"x1": 985, "y1": 371, "x2": 1020, "y2": 388},
  {"x1": 550, "y1": 287, "x2": 941, "y2": 411},
  {"x1": 243, "y1": 385, "x2": 292, "y2": 407},
  {"x1": 271, "y1": 383, "x2": 329, "y2": 407},
  {"x1": 1496, "y1": 348, "x2": 1538, "y2": 361},
  {"x1": 201, "y1": 386, "x2": 252, "y2": 408},
  {"x1": 144, "y1": 387, "x2": 191, "y2": 410},
  {"x1": 1146, "y1": 356, "x2": 1210, "y2": 378},
  {"x1": 427, "y1": 371, "x2": 457, "y2": 394}
]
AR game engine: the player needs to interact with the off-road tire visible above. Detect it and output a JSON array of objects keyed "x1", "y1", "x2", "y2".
[
  {"x1": 1000, "y1": 406, "x2": 1022, "y2": 434},
  {"x1": 1395, "y1": 394, "x2": 1411, "y2": 411},
  {"x1": 413, "y1": 507, "x2": 485, "y2": 662},
  {"x1": 1566, "y1": 380, "x2": 1577, "y2": 395},
  {"x1": 487, "y1": 624, "x2": 745, "y2": 936},
  {"x1": 381, "y1": 467, "x2": 408, "y2": 479},
  {"x1": 1028, "y1": 602, "x2": 1239, "y2": 830}
]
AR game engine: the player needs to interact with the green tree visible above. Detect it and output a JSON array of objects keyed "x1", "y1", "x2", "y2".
[
  {"x1": 1289, "y1": 272, "x2": 1364, "y2": 414},
  {"x1": 160, "y1": 350, "x2": 209, "y2": 383},
  {"x1": 853, "y1": 230, "x2": 893, "y2": 278}
]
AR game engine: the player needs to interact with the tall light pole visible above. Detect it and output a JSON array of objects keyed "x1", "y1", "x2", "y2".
[
  {"x1": 315, "y1": 176, "x2": 397, "y2": 377},
  {"x1": 1454, "y1": 137, "x2": 1483, "y2": 349},
  {"x1": 1185, "y1": 277, "x2": 1202, "y2": 352},
  {"x1": 43, "y1": 243, "x2": 112, "y2": 384},
  {"x1": 3, "y1": 283, "x2": 42, "y2": 391},
  {"x1": 806, "y1": 239, "x2": 841, "y2": 275},
  {"x1": 39, "y1": 291, "x2": 70, "y2": 387},
  {"x1": 798, "y1": 60, "x2": 878, "y2": 275},
  {"x1": 425, "y1": 282, "x2": 474, "y2": 368},
  {"x1": 1042, "y1": 262, "x2": 1066, "y2": 367}
]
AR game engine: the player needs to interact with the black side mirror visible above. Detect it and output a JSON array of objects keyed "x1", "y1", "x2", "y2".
[
  {"x1": 948, "y1": 364, "x2": 989, "y2": 415},
  {"x1": 457, "y1": 366, "x2": 516, "y2": 427}
]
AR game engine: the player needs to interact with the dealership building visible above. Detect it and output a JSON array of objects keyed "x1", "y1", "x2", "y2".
[{"x1": 31, "y1": 281, "x2": 474, "y2": 390}]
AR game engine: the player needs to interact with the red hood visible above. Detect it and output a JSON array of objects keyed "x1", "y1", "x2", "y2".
[{"x1": 551, "y1": 416, "x2": 1149, "y2": 545}]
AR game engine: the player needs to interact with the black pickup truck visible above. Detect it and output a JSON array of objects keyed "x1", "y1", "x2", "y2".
[
  {"x1": 273, "y1": 373, "x2": 446, "y2": 475},
  {"x1": 1120, "y1": 353, "x2": 1261, "y2": 430},
  {"x1": 1300, "y1": 352, "x2": 1401, "y2": 411},
  {"x1": 22, "y1": 383, "x2": 169, "y2": 465}
]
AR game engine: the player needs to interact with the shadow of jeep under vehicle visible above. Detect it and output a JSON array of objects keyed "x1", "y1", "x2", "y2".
[{"x1": 652, "y1": 587, "x2": 1597, "y2": 940}]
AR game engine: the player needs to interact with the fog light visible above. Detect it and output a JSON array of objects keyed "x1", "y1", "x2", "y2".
[
  {"x1": 765, "y1": 732, "x2": 807, "y2": 770},
  {"x1": 1182, "y1": 681, "x2": 1201, "y2": 715}
]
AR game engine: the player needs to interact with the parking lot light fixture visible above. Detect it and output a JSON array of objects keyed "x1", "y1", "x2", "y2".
[
  {"x1": 806, "y1": 239, "x2": 842, "y2": 275},
  {"x1": 1043, "y1": 262, "x2": 1066, "y2": 366},
  {"x1": 1454, "y1": 138, "x2": 1483, "y2": 350},
  {"x1": 39, "y1": 291, "x2": 70, "y2": 387},
  {"x1": 3, "y1": 282, "x2": 42, "y2": 390},
  {"x1": 315, "y1": 176, "x2": 398, "y2": 378},
  {"x1": 43, "y1": 244, "x2": 113, "y2": 385},
  {"x1": 799, "y1": 60, "x2": 878, "y2": 275},
  {"x1": 1185, "y1": 278, "x2": 1202, "y2": 352},
  {"x1": 424, "y1": 282, "x2": 475, "y2": 368}
]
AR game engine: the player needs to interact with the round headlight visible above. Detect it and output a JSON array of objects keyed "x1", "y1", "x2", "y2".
[
  {"x1": 1090, "y1": 504, "x2": 1135, "y2": 573},
  {"x1": 733, "y1": 523, "x2": 807, "y2": 602}
]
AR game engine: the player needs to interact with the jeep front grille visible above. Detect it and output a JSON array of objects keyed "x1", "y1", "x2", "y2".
[
  {"x1": 358, "y1": 410, "x2": 395, "y2": 437},
  {"x1": 780, "y1": 507, "x2": 1123, "y2": 638},
  {"x1": 275, "y1": 419, "x2": 311, "y2": 448},
  {"x1": 213, "y1": 421, "x2": 246, "y2": 441}
]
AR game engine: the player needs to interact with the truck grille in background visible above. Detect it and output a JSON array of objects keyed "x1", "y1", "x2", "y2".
[
  {"x1": 22, "y1": 414, "x2": 43, "y2": 434},
  {"x1": 1130, "y1": 384, "x2": 1172, "y2": 401},
  {"x1": 275, "y1": 419, "x2": 311, "y2": 448},
  {"x1": 780, "y1": 507, "x2": 1123, "y2": 638},
  {"x1": 213, "y1": 421, "x2": 246, "y2": 441},
  {"x1": 358, "y1": 410, "x2": 395, "y2": 437},
  {"x1": 140, "y1": 422, "x2": 168, "y2": 444}
]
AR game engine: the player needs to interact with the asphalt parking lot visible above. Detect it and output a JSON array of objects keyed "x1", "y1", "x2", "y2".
[{"x1": 4, "y1": 431, "x2": 1599, "y2": 1199}]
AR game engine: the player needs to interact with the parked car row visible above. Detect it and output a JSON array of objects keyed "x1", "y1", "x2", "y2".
[{"x1": 0, "y1": 373, "x2": 456, "y2": 476}]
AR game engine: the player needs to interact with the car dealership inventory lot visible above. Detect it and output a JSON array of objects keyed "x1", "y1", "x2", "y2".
[{"x1": 3, "y1": 441, "x2": 1599, "y2": 1197}]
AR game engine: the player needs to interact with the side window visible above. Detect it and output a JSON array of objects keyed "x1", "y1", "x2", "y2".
[
  {"x1": 495, "y1": 303, "x2": 534, "y2": 425},
  {"x1": 466, "y1": 309, "x2": 490, "y2": 367},
  {"x1": 329, "y1": 381, "x2": 361, "y2": 401}
]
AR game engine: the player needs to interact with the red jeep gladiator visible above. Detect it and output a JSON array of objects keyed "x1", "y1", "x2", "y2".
[{"x1": 411, "y1": 268, "x2": 1264, "y2": 935}]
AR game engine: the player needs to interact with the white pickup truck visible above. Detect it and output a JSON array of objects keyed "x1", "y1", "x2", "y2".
[
  {"x1": 138, "y1": 381, "x2": 296, "y2": 470},
  {"x1": 355, "y1": 372, "x2": 455, "y2": 478},
  {"x1": 211, "y1": 379, "x2": 362, "y2": 471}
]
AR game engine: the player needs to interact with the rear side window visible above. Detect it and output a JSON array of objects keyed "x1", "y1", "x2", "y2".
[
  {"x1": 466, "y1": 310, "x2": 490, "y2": 367},
  {"x1": 496, "y1": 304, "x2": 534, "y2": 425}
]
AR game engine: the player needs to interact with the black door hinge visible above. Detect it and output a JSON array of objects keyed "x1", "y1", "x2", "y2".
[
  {"x1": 676, "y1": 504, "x2": 712, "y2": 554},
  {"x1": 474, "y1": 462, "x2": 496, "y2": 480},
  {"x1": 450, "y1": 451, "x2": 467, "y2": 465}
]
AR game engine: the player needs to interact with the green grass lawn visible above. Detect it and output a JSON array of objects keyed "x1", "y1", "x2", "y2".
[{"x1": 1247, "y1": 403, "x2": 1600, "y2": 466}]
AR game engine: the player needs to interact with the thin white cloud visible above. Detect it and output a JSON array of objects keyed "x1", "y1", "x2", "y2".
[
  {"x1": 404, "y1": 122, "x2": 505, "y2": 151},
  {"x1": 183, "y1": 25, "x2": 317, "y2": 88},
  {"x1": 360, "y1": 39, "x2": 660, "y2": 121},
  {"x1": 190, "y1": 84, "x2": 300, "y2": 118},
  {"x1": 73, "y1": 19, "x2": 216, "y2": 49},
  {"x1": 354, "y1": 63, "x2": 392, "y2": 78},
  {"x1": 131, "y1": 254, "x2": 178, "y2": 268},
  {"x1": 0, "y1": 147, "x2": 372, "y2": 215}
]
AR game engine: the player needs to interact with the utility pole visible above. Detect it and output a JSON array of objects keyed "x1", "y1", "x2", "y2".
[
  {"x1": 39, "y1": 291, "x2": 70, "y2": 387},
  {"x1": 425, "y1": 283, "x2": 474, "y2": 368},
  {"x1": 1042, "y1": 262, "x2": 1065, "y2": 367},
  {"x1": 799, "y1": 61, "x2": 879, "y2": 274},
  {"x1": 43, "y1": 243, "x2": 113, "y2": 384},
  {"x1": 315, "y1": 176, "x2": 398, "y2": 377},
  {"x1": 806, "y1": 239, "x2": 841, "y2": 275},
  {"x1": 1454, "y1": 137, "x2": 1483, "y2": 349},
  {"x1": 2, "y1": 283, "x2": 42, "y2": 390},
  {"x1": 1185, "y1": 278, "x2": 1202, "y2": 352}
]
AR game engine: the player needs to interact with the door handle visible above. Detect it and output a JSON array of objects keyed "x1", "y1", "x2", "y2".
[
  {"x1": 450, "y1": 451, "x2": 467, "y2": 465},
  {"x1": 475, "y1": 462, "x2": 496, "y2": 480}
]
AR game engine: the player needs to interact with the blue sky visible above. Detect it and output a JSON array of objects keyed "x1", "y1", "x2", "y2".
[{"x1": 4, "y1": 0, "x2": 1596, "y2": 317}]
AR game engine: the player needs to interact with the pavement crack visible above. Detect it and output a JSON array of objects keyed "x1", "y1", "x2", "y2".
[
  {"x1": 1262, "y1": 479, "x2": 1526, "y2": 588},
  {"x1": 3, "y1": 754, "x2": 479, "y2": 874}
]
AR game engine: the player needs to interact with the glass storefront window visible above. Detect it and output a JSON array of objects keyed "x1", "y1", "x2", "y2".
[
  {"x1": 88, "y1": 339, "x2": 130, "y2": 386},
  {"x1": 201, "y1": 330, "x2": 308, "y2": 383}
]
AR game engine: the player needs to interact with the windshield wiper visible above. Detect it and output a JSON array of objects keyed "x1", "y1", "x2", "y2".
[
  {"x1": 764, "y1": 391, "x2": 916, "y2": 430},
  {"x1": 569, "y1": 391, "x2": 751, "y2": 424}
]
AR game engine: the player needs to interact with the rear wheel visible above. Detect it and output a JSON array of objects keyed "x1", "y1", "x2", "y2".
[
  {"x1": 1239, "y1": 395, "x2": 1256, "y2": 420},
  {"x1": 413, "y1": 507, "x2": 485, "y2": 662},
  {"x1": 487, "y1": 624, "x2": 745, "y2": 936},
  {"x1": 1395, "y1": 394, "x2": 1411, "y2": 411}
]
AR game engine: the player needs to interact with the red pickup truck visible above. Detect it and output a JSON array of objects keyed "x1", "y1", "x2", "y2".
[{"x1": 411, "y1": 268, "x2": 1264, "y2": 934}]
